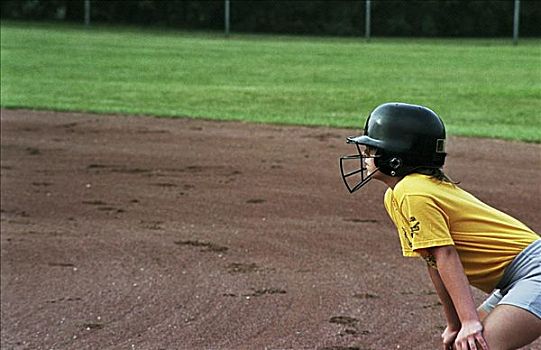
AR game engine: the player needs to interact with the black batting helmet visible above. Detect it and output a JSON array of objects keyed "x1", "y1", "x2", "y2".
[{"x1": 340, "y1": 102, "x2": 447, "y2": 193}]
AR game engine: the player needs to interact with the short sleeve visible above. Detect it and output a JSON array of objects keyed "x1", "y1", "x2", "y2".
[
  {"x1": 384, "y1": 189, "x2": 393, "y2": 213},
  {"x1": 400, "y1": 194, "x2": 454, "y2": 251}
]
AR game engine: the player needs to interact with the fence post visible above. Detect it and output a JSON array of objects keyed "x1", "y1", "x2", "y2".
[
  {"x1": 84, "y1": 0, "x2": 91, "y2": 27},
  {"x1": 365, "y1": 0, "x2": 371, "y2": 41},
  {"x1": 513, "y1": 0, "x2": 520, "y2": 45},
  {"x1": 225, "y1": 0, "x2": 230, "y2": 37}
]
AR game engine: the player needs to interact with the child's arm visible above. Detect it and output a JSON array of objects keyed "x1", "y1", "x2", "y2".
[
  {"x1": 427, "y1": 245, "x2": 490, "y2": 350},
  {"x1": 423, "y1": 256, "x2": 461, "y2": 348}
]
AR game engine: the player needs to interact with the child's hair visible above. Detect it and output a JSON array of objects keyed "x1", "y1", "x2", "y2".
[{"x1": 415, "y1": 167, "x2": 459, "y2": 184}]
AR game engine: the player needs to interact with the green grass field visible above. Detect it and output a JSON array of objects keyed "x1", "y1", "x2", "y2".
[{"x1": 1, "y1": 21, "x2": 540, "y2": 142}]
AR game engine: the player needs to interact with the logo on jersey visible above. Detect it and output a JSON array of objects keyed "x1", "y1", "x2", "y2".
[{"x1": 409, "y1": 216, "x2": 420, "y2": 237}]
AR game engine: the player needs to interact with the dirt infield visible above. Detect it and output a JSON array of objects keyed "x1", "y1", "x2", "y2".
[{"x1": 1, "y1": 109, "x2": 540, "y2": 350}]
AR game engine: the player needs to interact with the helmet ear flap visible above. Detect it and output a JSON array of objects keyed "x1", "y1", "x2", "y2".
[
  {"x1": 388, "y1": 157, "x2": 402, "y2": 176},
  {"x1": 375, "y1": 155, "x2": 403, "y2": 177},
  {"x1": 389, "y1": 157, "x2": 402, "y2": 169}
]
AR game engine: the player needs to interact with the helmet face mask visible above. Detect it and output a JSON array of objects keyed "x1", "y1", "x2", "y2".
[
  {"x1": 340, "y1": 102, "x2": 447, "y2": 193},
  {"x1": 339, "y1": 141, "x2": 381, "y2": 193}
]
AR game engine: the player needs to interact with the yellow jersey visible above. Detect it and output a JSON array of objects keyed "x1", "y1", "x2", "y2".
[{"x1": 384, "y1": 173, "x2": 539, "y2": 293}]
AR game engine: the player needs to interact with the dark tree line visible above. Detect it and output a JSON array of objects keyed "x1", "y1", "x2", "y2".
[{"x1": 1, "y1": 0, "x2": 540, "y2": 37}]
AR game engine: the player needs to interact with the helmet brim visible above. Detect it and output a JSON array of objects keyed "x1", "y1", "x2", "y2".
[{"x1": 346, "y1": 135, "x2": 384, "y2": 149}]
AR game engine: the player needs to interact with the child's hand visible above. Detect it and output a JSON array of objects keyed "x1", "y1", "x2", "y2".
[
  {"x1": 454, "y1": 320, "x2": 489, "y2": 350},
  {"x1": 441, "y1": 325, "x2": 459, "y2": 349}
]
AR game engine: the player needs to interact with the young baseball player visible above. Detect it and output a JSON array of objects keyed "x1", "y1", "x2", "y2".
[{"x1": 340, "y1": 102, "x2": 540, "y2": 350}]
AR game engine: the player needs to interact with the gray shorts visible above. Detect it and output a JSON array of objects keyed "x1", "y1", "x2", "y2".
[{"x1": 479, "y1": 239, "x2": 541, "y2": 319}]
